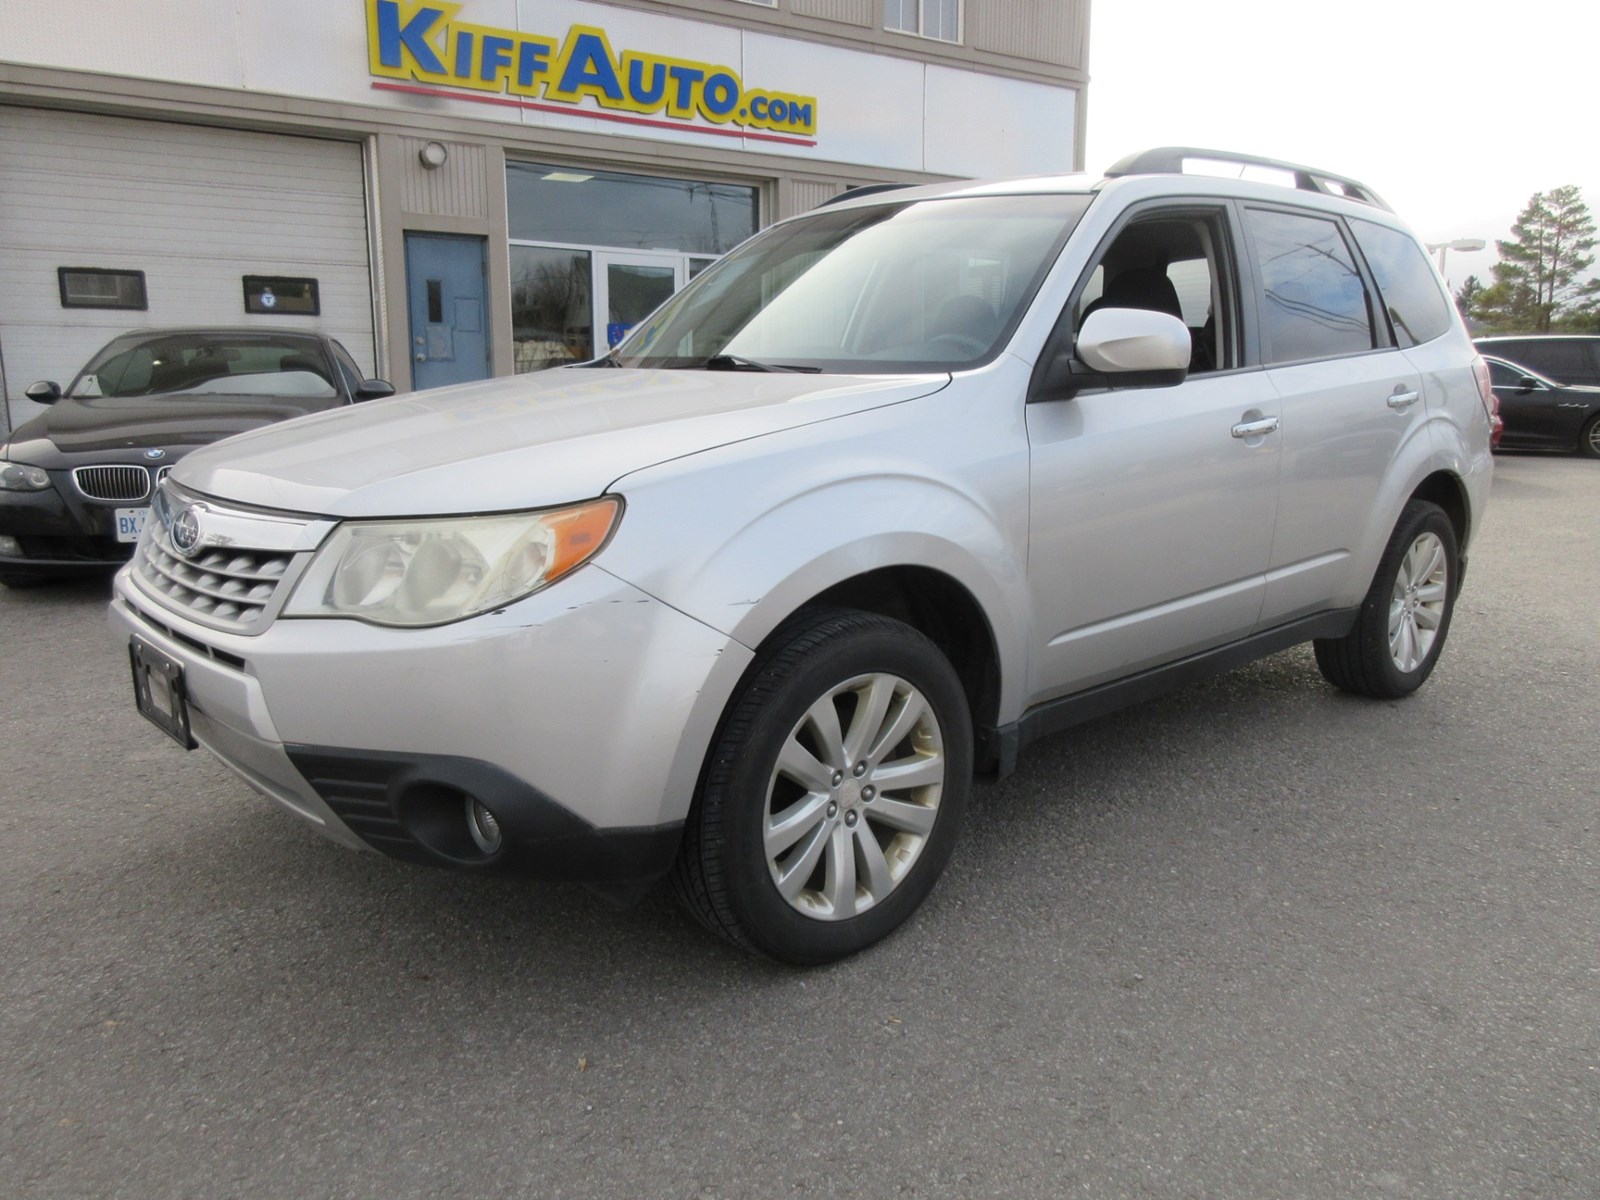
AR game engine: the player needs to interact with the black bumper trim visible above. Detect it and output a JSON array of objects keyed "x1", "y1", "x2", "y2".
[{"x1": 285, "y1": 745, "x2": 683, "y2": 890}]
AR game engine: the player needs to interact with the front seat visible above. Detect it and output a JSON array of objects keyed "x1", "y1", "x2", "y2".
[{"x1": 1085, "y1": 267, "x2": 1183, "y2": 320}]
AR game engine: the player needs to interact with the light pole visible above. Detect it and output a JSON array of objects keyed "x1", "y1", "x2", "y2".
[{"x1": 1426, "y1": 238, "x2": 1486, "y2": 280}]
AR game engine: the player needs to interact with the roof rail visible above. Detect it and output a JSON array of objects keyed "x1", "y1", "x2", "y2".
[
  {"x1": 817, "y1": 182, "x2": 915, "y2": 208},
  {"x1": 1103, "y1": 147, "x2": 1390, "y2": 211}
]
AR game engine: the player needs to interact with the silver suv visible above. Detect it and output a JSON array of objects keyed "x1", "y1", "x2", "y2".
[{"x1": 111, "y1": 149, "x2": 1495, "y2": 964}]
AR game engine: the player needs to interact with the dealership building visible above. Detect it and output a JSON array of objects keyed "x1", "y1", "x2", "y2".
[{"x1": 0, "y1": 0, "x2": 1089, "y2": 430}]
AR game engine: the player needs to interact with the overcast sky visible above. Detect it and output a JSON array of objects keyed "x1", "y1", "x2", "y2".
[{"x1": 1083, "y1": 0, "x2": 1598, "y2": 290}]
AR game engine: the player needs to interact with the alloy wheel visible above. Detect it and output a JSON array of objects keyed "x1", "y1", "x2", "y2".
[
  {"x1": 1387, "y1": 531, "x2": 1449, "y2": 673},
  {"x1": 763, "y1": 672, "x2": 945, "y2": 920}
]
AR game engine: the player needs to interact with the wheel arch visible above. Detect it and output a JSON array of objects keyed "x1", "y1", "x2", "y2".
[
  {"x1": 805, "y1": 566, "x2": 1004, "y2": 773},
  {"x1": 1409, "y1": 469, "x2": 1472, "y2": 559}
]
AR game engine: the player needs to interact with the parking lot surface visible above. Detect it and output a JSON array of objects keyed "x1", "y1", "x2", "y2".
[{"x1": 2, "y1": 454, "x2": 1597, "y2": 1199}]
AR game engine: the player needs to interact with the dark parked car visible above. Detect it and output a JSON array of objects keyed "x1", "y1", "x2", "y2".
[
  {"x1": 0, "y1": 328, "x2": 393, "y2": 586},
  {"x1": 1484, "y1": 356, "x2": 1600, "y2": 457},
  {"x1": 1474, "y1": 334, "x2": 1600, "y2": 388}
]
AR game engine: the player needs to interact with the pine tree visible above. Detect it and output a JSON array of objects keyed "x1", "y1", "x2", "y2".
[
  {"x1": 1470, "y1": 186, "x2": 1600, "y2": 332},
  {"x1": 1454, "y1": 274, "x2": 1482, "y2": 321}
]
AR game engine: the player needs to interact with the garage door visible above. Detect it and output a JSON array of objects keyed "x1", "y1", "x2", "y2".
[{"x1": 0, "y1": 106, "x2": 376, "y2": 429}]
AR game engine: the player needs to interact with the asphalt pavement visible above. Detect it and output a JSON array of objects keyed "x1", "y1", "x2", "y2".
[{"x1": 1, "y1": 453, "x2": 1596, "y2": 1199}]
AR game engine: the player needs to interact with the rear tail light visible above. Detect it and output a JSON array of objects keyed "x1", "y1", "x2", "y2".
[
  {"x1": 1470, "y1": 356, "x2": 1502, "y2": 447},
  {"x1": 1471, "y1": 355, "x2": 1494, "y2": 418}
]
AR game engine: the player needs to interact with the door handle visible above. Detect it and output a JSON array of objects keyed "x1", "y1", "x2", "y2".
[
  {"x1": 1387, "y1": 388, "x2": 1421, "y2": 410},
  {"x1": 1231, "y1": 416, "x2": 1280, "y2": 438}
]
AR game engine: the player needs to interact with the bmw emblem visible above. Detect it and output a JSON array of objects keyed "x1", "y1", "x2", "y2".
[
  {"x1": 170, "y1": 504, "x2": 206, "y2": 557},
  {"x1": 143, "y1": 448, "x2": 167, "y2": 461}
]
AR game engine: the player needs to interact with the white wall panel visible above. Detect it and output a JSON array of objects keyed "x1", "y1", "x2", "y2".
[
  {"x1": 923, "y1": 65, "x2": 1076, "y2": 178},
  {"x1": 1, "y1": 0, "x2": 1077, "y2": 178},
  {"x1": 739, "y1": 33, "x2": 924, "y2": 170},
  {"x1": 0, "y1": 0, "x2": 245, "y2": 89}
]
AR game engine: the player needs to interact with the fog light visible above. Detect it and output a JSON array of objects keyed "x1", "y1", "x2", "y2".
[
  {"x1": 465, "y1": 798, "x2": 503, "y2": 854},
  {"x1": 0, "y1": 535, "x2": 19, "y2": 556}
]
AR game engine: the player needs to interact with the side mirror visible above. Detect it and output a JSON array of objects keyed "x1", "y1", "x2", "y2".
[
  {"x1": 1516, "y1": 376, "x2": 1539, "y2": 394},
  {"x1": 1076, "y1": 308, "x2": 1192, "y2": 379},
  {"x1": 354, "y1": 379, "x2": 396, "y2": 401},
  {"x1": 25, "y1": 380, "x2": 62, "y2": 405},
  {"x1": 1030, "y1": 307, "x2": 1191, "y2": 401}
]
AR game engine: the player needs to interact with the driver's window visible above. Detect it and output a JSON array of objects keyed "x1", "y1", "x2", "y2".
[{"x1": 1072, "y1": 210, "x2": 1235, "y2": 374}]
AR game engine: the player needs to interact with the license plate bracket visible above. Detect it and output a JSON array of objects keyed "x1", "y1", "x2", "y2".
[{"x1": 129, "y1": 637, "x2": 196, "y2": 750}]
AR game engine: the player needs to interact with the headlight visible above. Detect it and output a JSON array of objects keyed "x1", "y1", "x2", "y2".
[
  {"x1": 284, "y1": 497, "x2": 621, "y2": 627},
  {"x1": 0, "y1": 461, "x2": 51, "y2": 492}
]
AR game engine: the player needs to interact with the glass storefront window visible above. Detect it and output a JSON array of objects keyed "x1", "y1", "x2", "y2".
[
  {"x1": 506, "y1": 162, "x2": 757, "y2": 256},
  {"x1": 510, "y1": 246, "x2": 593, "y2": 373},
  {"x1": 604, "y1": 262, "x2": 678, "y2": 350}
]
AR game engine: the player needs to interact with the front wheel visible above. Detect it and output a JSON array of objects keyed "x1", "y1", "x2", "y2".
[
  {"x1": 1314, "y1": 500, "x2": 1459, "y2": 699},
  {"x1": 671, "y1": 609, "x2": 972, "y2": 965}
]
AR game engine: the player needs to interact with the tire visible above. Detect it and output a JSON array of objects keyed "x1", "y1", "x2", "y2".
[
  {"x1": 1313, "y1": 500, "x2": 1458, "y2": 699},
  {"x1": 1580, "y1": 414, "x2": 1600, "y2": 459},
  {"x1": 671, "y1": 609, "x2": 972, "y2": 965}
]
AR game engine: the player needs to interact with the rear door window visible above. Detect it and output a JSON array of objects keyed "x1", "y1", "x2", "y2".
[
  {"x1": 1244, "y1": 208, "x2": 1376, "y2": 364},
  {"x1": 1348, "y1": 217, "x2": 1454, "y2": 347}
]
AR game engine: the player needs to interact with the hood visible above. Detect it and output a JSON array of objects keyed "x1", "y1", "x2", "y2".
[
  {"x1": 4, "y1": 394, "x2": 331, "y2": 466},
  {"x1": 171, "y1": 367, "x2": 948, "y2": 518}
]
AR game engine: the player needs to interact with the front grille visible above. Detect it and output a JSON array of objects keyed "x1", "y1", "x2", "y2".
[
  {"x1": 135, "y1": 524, "x2": 296, "y2": 633},
  {"x1": 74, "y1": 465, "x2": 151, "y2": 502}
]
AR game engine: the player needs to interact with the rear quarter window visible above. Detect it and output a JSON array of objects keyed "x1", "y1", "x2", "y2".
[{"x1": 1349, "y1": 218, "x2": 1455, "y2": 347}]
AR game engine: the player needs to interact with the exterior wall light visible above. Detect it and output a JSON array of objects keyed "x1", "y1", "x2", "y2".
[{"x1": 418, "y1": 141, "x2": 449, "y2": 170}]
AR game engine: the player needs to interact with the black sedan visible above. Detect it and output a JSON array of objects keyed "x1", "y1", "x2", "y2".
[
  {"x1": 1485, "y1": 356, "x2": 1600, "y2": 458},
  {"x1": 0, "y1": 328, "x2": 393, "y2": 586}
]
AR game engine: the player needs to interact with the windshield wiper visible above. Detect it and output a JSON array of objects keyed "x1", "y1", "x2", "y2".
[{"x1": 702, "y1": 354, "x2": 819, "y2": 373}]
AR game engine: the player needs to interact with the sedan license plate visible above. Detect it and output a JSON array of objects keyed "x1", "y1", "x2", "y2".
[
  {"x1": 115, "y1": 506, "x2": 149, "y2": 543},
  {"x1": 129, "y1": 637, "x2": 196, "y2": 750}
]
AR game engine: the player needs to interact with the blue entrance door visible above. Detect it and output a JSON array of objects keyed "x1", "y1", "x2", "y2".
[{"x1": 405, "y1": 233, "x2": 491, "y2": 391}]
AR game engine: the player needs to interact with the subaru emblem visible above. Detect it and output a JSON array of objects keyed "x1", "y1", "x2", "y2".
[
  {"x1": 143, "y1": 448, "x2": 167, "y2": 461},
  {"x1": 170, "y1": 503, "x2": 206, "y2": 557}
]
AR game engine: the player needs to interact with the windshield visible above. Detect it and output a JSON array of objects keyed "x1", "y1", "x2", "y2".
[
  {"x1": 612, "y1": 193, "x2": 1093, "y2": 373},
  {"x1": 68, "y1": 333, "x2": 340, "y2": 402}
]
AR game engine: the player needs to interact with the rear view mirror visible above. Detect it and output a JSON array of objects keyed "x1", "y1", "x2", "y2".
[{"x1": 25, "y1": 380, "x2": 62, "y2": 405}]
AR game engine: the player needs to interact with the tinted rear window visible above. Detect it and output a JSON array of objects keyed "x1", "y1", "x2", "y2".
[{"x1": 1349, "y1": 218, "x2": 1454, "y2": 347}]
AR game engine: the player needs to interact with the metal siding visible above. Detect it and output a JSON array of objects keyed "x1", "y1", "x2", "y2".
[
  {"x1": 396, "y1": 138, "x2": 490, "y2": 219},
  {"x1": 969, "y1": 0, "x2": 1088, "y2": 69},
  {"x1": 790, "y1": 0, "x2": 876, "y2": 26},
  {"x1": 789, "y1": 180, "x2": 846, "y2": 214},
  {"x1": 0, "y1": 106, "x2": 377, "y2": 427}
]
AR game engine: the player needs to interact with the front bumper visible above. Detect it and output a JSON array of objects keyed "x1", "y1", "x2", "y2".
[
  {"x1": 110, "y1": 561, "x2": 754, "y2": 887},
  {"x1": 1, "y1": 483, "x2": 134, "y2": 573}
]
